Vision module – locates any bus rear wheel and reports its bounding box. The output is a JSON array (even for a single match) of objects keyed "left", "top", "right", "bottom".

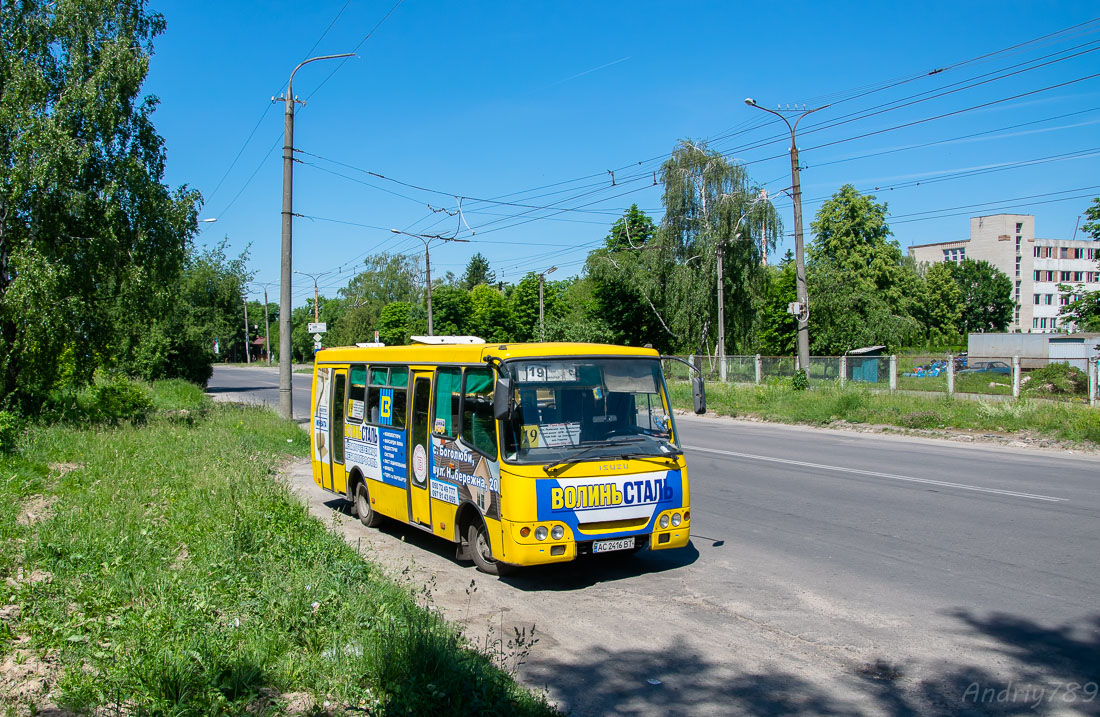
[
  {"left": 354, "top": 481, "right": 384, "bottom": 528},
  {"left": 469, "top": 522, "right": 516, "bottom": 577}
]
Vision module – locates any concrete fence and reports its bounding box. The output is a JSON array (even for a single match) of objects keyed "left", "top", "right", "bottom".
[{"left": 663, "top": 354, "right": 1099, "bottom": 407}]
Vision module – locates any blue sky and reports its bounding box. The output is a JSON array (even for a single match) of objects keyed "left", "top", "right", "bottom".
[{"left": 145, "top": 1, "right": 1100, "bottom": 306}]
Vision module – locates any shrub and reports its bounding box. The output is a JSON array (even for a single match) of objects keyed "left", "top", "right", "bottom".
[
  {"left": 790, "top": 370, "right": 809, "bottom": 391},
  {"left": 832, "top": 389, "right": 866, "bottom": 417},
  {"left": 0, "top": 410, "right": 21, "bottom": 454},
  {"left": 977, "top": 400, "right": 1032, "bottom": 420},
  {"left": 1023, "top": 363, "right": 1088, "bottom": 396},
  {"left": 80, "top": 372, "right": 154, "bottom": 425}
]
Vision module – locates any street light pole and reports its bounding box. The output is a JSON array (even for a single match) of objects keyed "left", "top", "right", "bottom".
[
  {"left": 294, "top": 270, "right": 332, "bottom": 324},
  {"left": 253, "top": 282, "right": 274, "bottom": 366},
  {"left": 242, "top": 293, "right": 251, "bottom": 364},
  {"left": 745, "top": 98, "right": 828, "bottom": 375},
  {"left": 390, "top": 229, "right": 469, "bottom": 335},
  {"left": 538, "top": 265, "right": 557, "bottom": 341},
  {"left": 276, "top": 52, "right": 354, "bottom": 421}
]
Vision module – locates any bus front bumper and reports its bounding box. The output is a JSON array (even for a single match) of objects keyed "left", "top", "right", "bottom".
[{"left": 500, "top": 519, "right": 690, "bottom": 567}]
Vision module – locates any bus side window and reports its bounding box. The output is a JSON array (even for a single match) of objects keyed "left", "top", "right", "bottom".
[
  {"left": 348, "top": 364, "right": 366, "bottom": 423},
  {"left": 434, "top": 368, "right": 461, "bottom": 436},
  {"left": 389, "top": 367, "right": 409, "bottom": 429},
  {"left": 461, "top": 368, "right": 497, "bottom": 457},
  {"left": 367, "top": 367, "right": 387, "bottom": 424}
]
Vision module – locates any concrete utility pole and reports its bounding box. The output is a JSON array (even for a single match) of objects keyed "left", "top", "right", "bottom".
[
  {"left": 242, "top": 294, "right": 251, "bottom": 364},
  {"left": 390, "top": 229, "right": 470, "bottom": 335},
  {"left": 538, "top": 265, "right": 557, "bottom": 341},
  {"left": 745, "top": 98, "right": 829, "bottom": 375},
  {"left": 276, "top": 52, "right": 354, "bottom": 420}
]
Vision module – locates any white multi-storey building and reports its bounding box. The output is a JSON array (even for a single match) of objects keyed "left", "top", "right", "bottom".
[{"left": 908, "top": 214, "right": 1099, "bottom": 333}]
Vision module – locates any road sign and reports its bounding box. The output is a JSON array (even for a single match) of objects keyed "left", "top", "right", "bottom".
[
  {"left": 312, "top": 333, "right": 322, "bottom": 342},
  {"left": 308, "top": 322, "right": 327, "bottom": 334},
  {"left": 313, "top": 340, "right": 322, "bottom": 352}
]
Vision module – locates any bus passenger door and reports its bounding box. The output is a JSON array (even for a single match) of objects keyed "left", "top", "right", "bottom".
[
  {"left": 408, "top": 372, "right": 432, "bottom": 529},
  {"left": 327, "top": 369, "right": 347, "bottom": 494}
]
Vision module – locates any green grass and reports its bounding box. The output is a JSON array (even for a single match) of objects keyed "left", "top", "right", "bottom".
[
  {"left": 0, "top": 383, "right": 555, "bottom": 716},
  {"left": 670, "top": 381, "right": 1100, "bottom": 445}
]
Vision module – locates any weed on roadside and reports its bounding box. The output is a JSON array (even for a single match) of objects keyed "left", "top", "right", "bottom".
[{"left": 0, "top": 383, "right": 557, "bottom": 717}]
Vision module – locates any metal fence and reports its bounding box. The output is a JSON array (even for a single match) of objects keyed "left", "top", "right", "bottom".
[{"left": 665, "top": 354, "right": 1099, "bottom": 406}]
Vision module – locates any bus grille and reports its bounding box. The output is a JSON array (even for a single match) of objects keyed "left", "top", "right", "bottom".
[{"left": 576, "top": 517, "right": 649, "bottom": 534}]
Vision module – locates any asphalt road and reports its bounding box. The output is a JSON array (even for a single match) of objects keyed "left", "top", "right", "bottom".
[
  {"left": 207, "top": 364, "right": 313, "bottom": 420},
  {"left": 208, "top": 365, "right": 1100, "bottom": 715}
]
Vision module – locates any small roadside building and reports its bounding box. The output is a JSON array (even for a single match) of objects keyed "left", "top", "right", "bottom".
[{"left": 847, "top": 346, "right": 886, "bottom": 383}]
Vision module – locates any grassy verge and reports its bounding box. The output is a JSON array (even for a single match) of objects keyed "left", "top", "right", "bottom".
[
  {"left": 669, "top": 381, "right": 1100, "bottom": 445},
  {"left": 0, "top": 382, "right": 555, "bottom": 716}
]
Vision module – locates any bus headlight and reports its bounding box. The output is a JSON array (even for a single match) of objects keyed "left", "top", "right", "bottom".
[
  {"left": 535, "top": 526, "right": 548, "bottom": 541},
  {"left": 550, "top": 525, "right": 564, "bottom": 540},
  {"left": 671, "top": 512, "right": 682, "bottom": 527},
  {"left": 659, "top": 514, "right": 670, "bottom": 529}
]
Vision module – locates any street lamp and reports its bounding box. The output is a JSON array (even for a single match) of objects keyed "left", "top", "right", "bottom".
[
  {"left": 745, "top": 97, "right": 829, "bottom": 376},
  {"left": 538, "top": 266, "right": 557, "bottom": 342},
  {"left": 294, "top": 269, "right": 335, "bottom": 324},
  {"left": 251, "top": 281, "right": 275, "bottom": 366},
  {"left": 390, "top": 229, "right": 469, "bottom": 335},
  {"left": 277, "top": 51, "right": 355, "bottom": 421}
]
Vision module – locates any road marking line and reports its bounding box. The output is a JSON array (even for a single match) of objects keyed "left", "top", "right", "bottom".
[{"left": 684, "top": 445, "right": 1068, "bottom": 503}]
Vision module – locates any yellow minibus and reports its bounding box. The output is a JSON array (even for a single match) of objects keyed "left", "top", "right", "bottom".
[{"left": 309, "top": 337, "right": 705, "bottom": 575}]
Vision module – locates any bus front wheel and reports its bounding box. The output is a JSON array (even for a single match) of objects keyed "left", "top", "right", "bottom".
[
  {"left": 354, "top": 481, "right": 384, "bottom": 528},
  {"left": 469, "top": 522, "right": 516, "bottom": 577}
]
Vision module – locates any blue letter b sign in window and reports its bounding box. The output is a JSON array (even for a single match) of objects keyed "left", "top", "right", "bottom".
[{"left": 379, "top": 388, "right": 394, "bottom": 425}]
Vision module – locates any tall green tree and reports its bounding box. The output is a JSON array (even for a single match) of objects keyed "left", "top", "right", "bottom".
[
  {"left": 757, "top": 251, "right": 797, "bottom": 355},
  {"left": 657, "top": 140, "right": 778, "bottom": 355},
  {"left": 948, "top": 259, "right": 1013, "bottom": 333},
  {"left": 587, "top": 206, "right": 672, "bottom": 349},
  {"left": 922, "top": 261, "right": 962, "bottom": 341},
  {"left": 467, "top": 285, "right": 514, "bottom": 343},
  {"left": 605, "top": 204, "right": 658, "bottom": 251},
  {"left": 809, "top": 185, "right": 906, "bottom": 304},
  {"left": 0, "top": 0, "right": 200, "bottom": 408},
  {"left": 430, "top": 284, "right": 473, "bottom": 336},
  {"left": 509, "top": 272, "right": 563, "bottom": 342},
  {"left": 460, "top": 252, "right": 496, "bottom": 290},
  {"left": 807, "top": 262, "right": 922, "bottom": 354},
  {"left": 536, "top": 276, "right": 612, "bottom": 344}
]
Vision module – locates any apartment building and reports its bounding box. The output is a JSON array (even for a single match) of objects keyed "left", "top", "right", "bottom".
[{"left": 908, "top": 214, "right": 1099, "bottom": 333}]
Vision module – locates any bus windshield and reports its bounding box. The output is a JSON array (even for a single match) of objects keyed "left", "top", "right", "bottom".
[{"left": 501, "top": 357, "right": 679, "bottom": 464}]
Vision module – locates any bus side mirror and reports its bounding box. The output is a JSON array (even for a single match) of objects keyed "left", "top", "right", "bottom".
[
  {"left": 493, "top": 376, "right": 514, "bottom": 420},
  {"left": 692, "top": 376, "right": 706, "bottom": 415}
]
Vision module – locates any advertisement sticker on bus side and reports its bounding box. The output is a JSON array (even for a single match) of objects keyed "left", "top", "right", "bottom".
[
  {"left": 344, "top": 422, "right": 407, "bottom": 488},
  {"left": 429, "top": 436, "right": 502, "bottom": 520},
  {"left": 535, "top": 469, "right": 683, "bottom": 533}
]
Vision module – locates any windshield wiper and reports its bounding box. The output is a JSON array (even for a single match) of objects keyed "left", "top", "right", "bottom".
[{"left": 543, "top": 437, "right": 644, "bottom": 474}]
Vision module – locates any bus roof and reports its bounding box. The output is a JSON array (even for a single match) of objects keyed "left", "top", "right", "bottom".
[{"left": 313, "top": 341, "right": 659, "bottom": 365}]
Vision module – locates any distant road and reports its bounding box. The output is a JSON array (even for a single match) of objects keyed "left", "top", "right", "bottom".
[
  {"left": 209, "top": 365, "right": 1100, "bottom": 715},
  {"left": 207, "top": 364, "right": 312, "bottom": 420}
]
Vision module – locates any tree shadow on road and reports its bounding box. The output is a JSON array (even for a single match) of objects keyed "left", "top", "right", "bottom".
[{"left": 522, "top": 610, "right": 1100, "bottom": 716}]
